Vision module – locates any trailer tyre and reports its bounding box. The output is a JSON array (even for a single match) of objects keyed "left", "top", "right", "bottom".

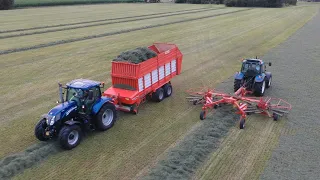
[
  {"left": 152, "top": 88, "right": 164, "bottom": 102},
  {"left": 163, "top": 84, "right": 173, "bottom": 97},
  {"left": 234, "top": 79, "right": 242, "bottom": 92},
  {"left": 239, "top": 118, "right": 245, "bottom": 129},
  {"left": 35, "top": 118, "right": 49, "bottom": 141},
  {"left": 59, "top": 125, "right": 82, "bottom": 150},
  {"left": 96, "top": 103, "right": 117, "bottom": 131},
  {"left": 254, "top": 80, "right": 266, "bottom": 97}
]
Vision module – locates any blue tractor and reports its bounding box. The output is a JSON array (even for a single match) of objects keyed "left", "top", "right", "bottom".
[
  {"left": 234, "top": 58, "right": 272, "bottom": 96},
  {"left": 34, "top": 79, "right": 117, "bottom": 150}
]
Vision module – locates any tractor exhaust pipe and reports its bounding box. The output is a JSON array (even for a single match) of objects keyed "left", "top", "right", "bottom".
[{"left": 58, "top": 83, "right": 64, "bottom": 103}]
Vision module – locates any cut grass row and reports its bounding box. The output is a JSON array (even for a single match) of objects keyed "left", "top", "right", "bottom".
[
  {"left": 14, "top": 0, "right": 143, "bottom": 8},
  {"left": 1, "top": 6, "right": 315, "bottom": 180},
  {"left": 0, "top": 8, "right": 249, "bottom": 54},
  {"left": 0, "top": 7, "right": 226, "bottom": 39},
  {"left": 0, "top": 7, "right": 214, "bottom": 33},
  {"left": 0, "top": 4, "right": 212, "bottom": 31}
]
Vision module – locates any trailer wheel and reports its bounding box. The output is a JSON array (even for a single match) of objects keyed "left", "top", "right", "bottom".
[
  {"left": 35, "top": 118, "right": 49, "bottom": 141},
  {"left": 234, "top": 79, "right": 242, "bottom": 92},
  {"left": 152, "top": 88, "right": 164, "bottom": 102},
  {"left": 59, "top": 125, "right": 82, "bottom": 150},
  {"left": 272, "top": 113, "right": 279, "bottom": 121},
  {"left": 254, "top": 80, "right": 266, "bottom": 97},
  {"left": 200, "top": 111, "right": 206, "bottom": 120},
  {"left": 239, "top": 118, "right": 245, "bottom": 129},
  {"left": 163, "top": 84, "right": 173, "bottom": 97},
  {"left": 96, "top": 103, "right": 117, "bottom": 131}
]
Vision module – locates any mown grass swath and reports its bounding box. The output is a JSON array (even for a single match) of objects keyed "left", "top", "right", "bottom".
[{"left": 0, "top": 8, "right": 250, "bottom": 55}]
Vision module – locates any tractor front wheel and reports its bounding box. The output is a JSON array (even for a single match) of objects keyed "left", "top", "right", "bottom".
[
  {"left": 96, "top": 103, "right": 117, "bottom": 131},
  {"left": 234, "top": 79, "right": 242, "bottom": 92},
  {"left": 59, "top": 125, "right": 82, "bottom": 150},
  {"left": 254, "top": 80, "right": 266, "bottom": 97},
  {"left": 35, "top": 118, "right": 49, "bottom": 141}
]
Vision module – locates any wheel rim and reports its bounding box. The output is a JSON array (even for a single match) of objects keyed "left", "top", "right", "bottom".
[
  {"left": 167, "top": 86, "right": 172, "bottom": 96},
  {"left": 68, "top": 130, "right": 79, "bottom": 145},
  {"left": 261, "top": 81, "right": 266, "bottom": 94},
  {"left": 268, "top": 77, "right": 272, "bottom": 87},
  {"left": 159, "top": 90, "right": 164, "bottom": 100},
  {"left": 102, "top": 109, "right": 114, "bottom": 126}
]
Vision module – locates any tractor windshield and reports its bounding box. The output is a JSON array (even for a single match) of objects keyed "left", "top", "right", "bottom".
[{"left": 66, "top": 88, "right": 85, "bottom": 102}]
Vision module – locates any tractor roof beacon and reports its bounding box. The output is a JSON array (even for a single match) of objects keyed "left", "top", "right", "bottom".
[
  {"left": 234, "top": 57, "right": 272, "bottom": 97},
  {"left": 34, "top": 79, "right": 117, "bottom": 150}
]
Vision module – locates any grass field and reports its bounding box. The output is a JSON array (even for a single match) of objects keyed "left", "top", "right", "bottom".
[
  {"left": 13, "top": 0, "right": 144, "bottom": 8},
  {"left": 0, "top": 3, "right": 318, "bottom": 179}
]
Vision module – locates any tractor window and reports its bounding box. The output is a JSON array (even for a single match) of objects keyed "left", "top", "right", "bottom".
[
  {"left": 92, "top": 87, "right": 101, "bottom": 99},
  {"left": 66, "top": 88, "right": 84, "bottom": 101}
]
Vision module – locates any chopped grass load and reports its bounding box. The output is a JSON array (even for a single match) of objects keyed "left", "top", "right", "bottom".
[{"left": 113, "top": 47, "right": 157, "bottom": 64}]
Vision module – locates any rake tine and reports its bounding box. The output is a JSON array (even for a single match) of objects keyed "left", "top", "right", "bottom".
[
  {"left": 271, "top": 111, "right": 284, "bottom": 116},
  {"left": 271, "top": 109, "right": 290, "bottom": 114}
]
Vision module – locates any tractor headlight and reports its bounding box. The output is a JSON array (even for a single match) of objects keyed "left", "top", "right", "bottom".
[{"left": 50, "top": 116, "right": 56, "bottom": 125}]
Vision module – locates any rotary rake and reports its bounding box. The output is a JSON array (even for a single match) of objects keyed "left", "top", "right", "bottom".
[{"left": 186, "top": 86, "right": 292, "bottom": 129}]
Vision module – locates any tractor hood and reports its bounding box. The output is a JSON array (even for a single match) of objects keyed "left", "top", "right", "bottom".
[{"left": 46, "top": 101, "right": 77, "bottom": 126}]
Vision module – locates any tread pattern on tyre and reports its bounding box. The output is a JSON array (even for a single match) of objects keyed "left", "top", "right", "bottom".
[
  {"left": 58, "top": 125, "right": 82, "bottom": 150},
  {"left": 96, "top": 103, "right": 117, "bottom": 131}
]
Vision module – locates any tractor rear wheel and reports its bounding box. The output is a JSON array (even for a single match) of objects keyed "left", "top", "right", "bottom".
[
  {"left": 163, "top": 84, "right": 173, "bottom": 97},
  {"left": 96, "top": 103, "right": 117, "bottom": 131},
  {"left": 59, "top": 125, "right": 82, "bottom": 150},
  {"left": 254, "top": 80, "right": 266, "bottom": 97},
  {"left": 152, "top": 88, "right": 164, "bottom": 102},
  {"left": 266, "top": 76, "right": 272, "bottom": 88},
  {"left": 35, "top": 118, "right": 49, "bottom": 141},
  {"left": 234, "top": 79, "right": 242, "bottom": 92}
]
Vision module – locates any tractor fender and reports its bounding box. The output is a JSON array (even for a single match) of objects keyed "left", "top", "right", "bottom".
[
  {"left": 255, "top": 74, "right": 266, "bottom": 83},
  {"left": 234, "top": 72, "right": 244, "bottom": 80},
  {"left": 64, "top": 120, "right": 81, "bottom": 126},
  {"left": 265, "top": 72, "right": 272, "bottom": 80},
  {"left": 92, "top": 97, "right": 114, "bottom": 115}
]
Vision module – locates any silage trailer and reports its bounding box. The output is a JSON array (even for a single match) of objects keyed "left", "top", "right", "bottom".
[{"left": 103, "top": 43, "right": 183, "bottom": 114}]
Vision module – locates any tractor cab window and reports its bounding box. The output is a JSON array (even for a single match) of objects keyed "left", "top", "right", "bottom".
[{"left": 242, "top": 63, "right": 261, "bottom": 74}]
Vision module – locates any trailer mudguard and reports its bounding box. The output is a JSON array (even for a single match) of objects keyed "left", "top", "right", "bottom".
[
  {"left": 255, "top": 73, "right": 266, "bottom": 83},
  {"left": 234, "top": 72, "right": 244, "bottom": 80},
  {"left": 92, "top": 97, "right": 113, "bottom": 115}
]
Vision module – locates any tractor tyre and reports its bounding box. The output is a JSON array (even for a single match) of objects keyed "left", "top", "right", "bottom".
[
  {"left": 152, "top": 88, "right": 165, "bottom": 102},
  {"left": 254, "top": 79, "right": 266, "bottom": 97},
  {"left": 59, "top": 125, "right": 82, "bottom": 150},
  {"left": 96, "top": 103, "right": 117, "bottom": 131},
  {"left": 266, "top": 76, "right": 272, "bottom": 88},
  {"left": 35, "top": 118, "right": 49, "bottom": 141},
  {"left": 200, "top": 111, "right": 206, "bottom": 120},
  {"left": 163, "top": 84, "right": 173, "bottom": 97},
  {"left": 239, "top": 118, "right": 245, "bottom": 129},
  {"left": 234, "top": 79, "right": 242, "bottom": 92}
]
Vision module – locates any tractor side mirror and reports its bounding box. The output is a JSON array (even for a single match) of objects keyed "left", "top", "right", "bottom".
[
  {"left": 100, "top": 82, "right": 105, "bottom": 88},
  {"left": 88, "top": 90, "right": 94, "bottom": 100},
  {"left": 269, "top": 62, "right": 272, "bottom": 66}
]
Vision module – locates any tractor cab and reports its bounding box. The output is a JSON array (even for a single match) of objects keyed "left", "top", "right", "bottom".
[{"left": 64, "top": 79, "right": 104, "bottom": 113}]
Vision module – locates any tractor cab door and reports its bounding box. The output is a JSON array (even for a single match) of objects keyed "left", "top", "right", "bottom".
[{"left": 83, "top": 87, "right": 101, "bottom": 114}]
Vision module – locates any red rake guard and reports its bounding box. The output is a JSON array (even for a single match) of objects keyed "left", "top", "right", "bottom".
[{"left": 186, "top": 86, "right": 292, "bottom": 129}]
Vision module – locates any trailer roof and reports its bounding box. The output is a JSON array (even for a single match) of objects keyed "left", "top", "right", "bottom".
[{"left": 66, "top": 79, "right": 101, "bottom": 89}]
